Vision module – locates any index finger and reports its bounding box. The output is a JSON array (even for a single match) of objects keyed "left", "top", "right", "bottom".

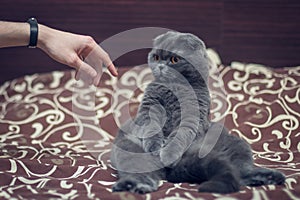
[
  {"left": 97, "top": 45, "right": 118, "bottom": 76},
  {"left": 106, "top": 63, "right": 118, "bottom": 77}
]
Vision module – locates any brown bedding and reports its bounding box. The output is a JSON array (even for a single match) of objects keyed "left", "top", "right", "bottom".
[{"left": 0, "top": 57, "right": 299, "bottom": 199}]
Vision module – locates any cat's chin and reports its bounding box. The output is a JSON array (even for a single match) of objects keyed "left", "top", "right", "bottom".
[
  {"left": 154, "top": 73, "right": 178, "bottom": 82},
  {"left": 154, "top": 75, "right": 167, "bottom": 81},
  {"left": 156, "top": 77, "right": 175, "bottom": 83}
]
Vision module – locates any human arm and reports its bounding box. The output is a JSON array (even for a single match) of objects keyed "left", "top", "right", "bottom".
[
  {"left": 0, "top": 21, "right": 30, "bottom": 47},
  {"left": 0, "top": 20, "right": 118, "bottom": 85}
]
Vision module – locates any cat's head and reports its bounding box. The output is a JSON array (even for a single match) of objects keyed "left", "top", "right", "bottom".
[{"left": 148, "top": 31, "right": 209, "bottom": 83}]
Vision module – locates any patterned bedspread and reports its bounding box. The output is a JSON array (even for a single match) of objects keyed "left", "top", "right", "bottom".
[{"left": 1, "top": 59, "right": 300, "bottom": 199}]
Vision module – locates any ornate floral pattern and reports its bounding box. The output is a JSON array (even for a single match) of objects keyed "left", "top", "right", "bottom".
[{"left": 0, "top": 59, "right": 299, "bottom": 199}]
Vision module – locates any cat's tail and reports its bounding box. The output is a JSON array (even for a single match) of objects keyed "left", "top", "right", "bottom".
[{"left": 240, "top": 166, "right": 285, "bottom": 187}]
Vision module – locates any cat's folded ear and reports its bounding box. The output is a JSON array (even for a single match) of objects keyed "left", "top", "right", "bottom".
[
  {"left": 185, "top": 34, "right": 206, "bottom": 51},
  {"left": 153, "top": 31, "right": 206, "bottom": 52},
  {"left": 153, "top": 31, "right": 179, "bottom": 47}
]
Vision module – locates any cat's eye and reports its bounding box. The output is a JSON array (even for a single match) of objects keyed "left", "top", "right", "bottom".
[
  {"left": 153, "top": 54, "right": 160, "bottom": 61},
  {"left": 170, "top": 56, "right": 180, "bottom": 64}
]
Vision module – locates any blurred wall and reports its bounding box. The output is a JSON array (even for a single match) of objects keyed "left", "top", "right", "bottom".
[{"left": 1, "top": 0, "right": 300, "bottom": 83}]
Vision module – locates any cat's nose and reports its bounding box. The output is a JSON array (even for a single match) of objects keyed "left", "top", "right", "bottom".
[{"left": 158, "top": 65, "right": 164, "bottom": 70}]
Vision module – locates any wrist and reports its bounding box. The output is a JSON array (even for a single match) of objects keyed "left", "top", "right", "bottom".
[{"left": 37, "top": 24, "right": 52, "bottom": 50}]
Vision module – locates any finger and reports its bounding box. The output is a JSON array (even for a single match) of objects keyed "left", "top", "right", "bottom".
[
  {"left": 75, "top": 60, "right": 97, "bottom": 84},
  {"left": 96, "top": 45, "right": 118, "bottom": 76},
  {"left": 83, "top": 52, "right": 103, "bottom": 86},
  {"left": 93, "top": 72, "right": 102, "bottom": 86},
  {"left": 107, "top": 63, "right": 118, "bottom": 77},
  {"left": 92, "top": 62, "right": 103, "bottom": 86},
  {"left": 71, "top": 54, "right": 97, "bottom": 78},
  {"left": 75, "top": 69, "right": 93, "bottom": 85}
]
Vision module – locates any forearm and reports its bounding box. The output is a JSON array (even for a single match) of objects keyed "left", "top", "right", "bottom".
[
  {"left": 0, "top": 21, "right": 51, "bottom": 49},
  {"left": 0, "top": 19, "right": 118, "bottom": 80},
  {"left": 0, "top": 21, "right": 30, "bottom": 48}
]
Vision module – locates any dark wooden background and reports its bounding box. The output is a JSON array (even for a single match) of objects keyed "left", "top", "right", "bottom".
[{"left": 1, "top": 0, "right": 300, "bottom": 84}]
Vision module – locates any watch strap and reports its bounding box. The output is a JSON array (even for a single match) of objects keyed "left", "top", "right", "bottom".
[{"left": 27, "top": 17, "right": 38, "bottom": 48}]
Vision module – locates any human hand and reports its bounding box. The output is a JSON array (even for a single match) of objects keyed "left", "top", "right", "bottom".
[{"left": 37, "top": 24, "right": 118, "bottom": 85}]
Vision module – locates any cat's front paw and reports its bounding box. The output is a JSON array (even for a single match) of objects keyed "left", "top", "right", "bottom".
[
  {"left": 160, "top": 145, "right": 182, "bottom": 167},
  {"left": 143, "top": 139, "right": 163, "bottom": 156},
  {"left": 112, "top": 177, "right": 157, "bottom": 194}
]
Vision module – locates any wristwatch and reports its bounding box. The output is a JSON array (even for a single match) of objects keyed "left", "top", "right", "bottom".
[{"left": 27, "top": 17, "right": 38, "bottom": 48}]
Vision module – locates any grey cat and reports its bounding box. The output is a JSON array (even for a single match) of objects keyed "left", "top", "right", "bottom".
[{"left": 110, "top": 31, "right": 285, "bottom": 194}]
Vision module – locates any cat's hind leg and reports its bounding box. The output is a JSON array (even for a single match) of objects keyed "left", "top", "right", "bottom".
[
  {"left": 240, "top": 167, "right": 285, "bottom": 187},
  {"left": 167, "top": 156, "right": 240, "bottom": 194},
  {"left": 197, "top": 158, "right": 240, "bottom": 194}
]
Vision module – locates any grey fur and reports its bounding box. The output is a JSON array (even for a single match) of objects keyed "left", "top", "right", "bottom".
[{"left": 110, "top": 31, "right": 285, "bottom": 194}]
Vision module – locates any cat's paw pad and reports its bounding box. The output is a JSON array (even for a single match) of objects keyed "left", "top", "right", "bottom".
[{"left": 112, "top": 179, "right": 156, "bottom": 194}]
